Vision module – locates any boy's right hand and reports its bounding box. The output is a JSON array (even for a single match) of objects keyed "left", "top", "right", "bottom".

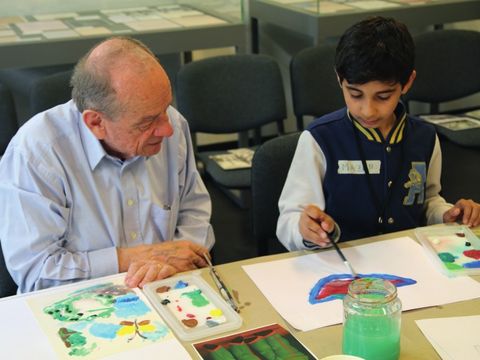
[{"left": 299, "top": 205, "right": 336, "bottom": 247}]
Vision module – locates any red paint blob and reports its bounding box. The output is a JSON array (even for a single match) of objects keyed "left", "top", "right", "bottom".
[
  {"left": 464, "top": 249, "right": 480, "bottom": 260},
  {"left": 176, "top": 305, "right": 183, "bottom": 312},
  {"left": 186, "top": 313, "right": 196, "bottom": 318}
]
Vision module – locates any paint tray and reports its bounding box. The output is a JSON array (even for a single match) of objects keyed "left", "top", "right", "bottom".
[
  {"left": 143, "top": 274, "right": 242, "bottom": 341},
  {"left": 415, "top": 225, "right": 480, "bottom": 277}
]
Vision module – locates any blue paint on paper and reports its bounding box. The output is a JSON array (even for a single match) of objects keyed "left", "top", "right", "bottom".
[
  {"left": 463, "top": 260, "right": 480, "bottom": 268},
  {"left": 174, "top": 280, "right": 189, "bottom": 289},
  {"left": 114, "top": 294, "right": 150, "bottom": 318},
  {"left": 309, "top": 273, "right": 417, "bottom": 304},
  {"left": 89, "top": 323, "right": 121, "bottom": 339}
]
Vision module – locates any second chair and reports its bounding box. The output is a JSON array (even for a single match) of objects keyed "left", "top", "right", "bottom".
[{"left": 176, "top": 54, "right": 286, "bottom": 208}]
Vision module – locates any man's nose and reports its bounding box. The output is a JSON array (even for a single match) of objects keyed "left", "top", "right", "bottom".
[{"left": 153, "top": 119, "right": 173, "bottom": 138}]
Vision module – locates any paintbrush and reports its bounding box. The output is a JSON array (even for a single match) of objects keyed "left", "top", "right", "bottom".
[
  {"left": 203, "top": 253, "right": 240, "bottom": 313},
  {"left": 330, "top": 240, "right": 357, "bottom": 278}
]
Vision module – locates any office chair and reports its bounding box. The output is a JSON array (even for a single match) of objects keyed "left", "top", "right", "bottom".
[
  {"left": 0, "top": 243, "right": 17, "bottom": 298},
  {"left": 405, "top": 29, "right": 480, "bottom": 115},
  {"left": 251, "top": 132, "right": 300, "bottom": 256},
  {"left": 0, "top": 64, "right": 74, "bottom": 125},
  {"left": 290, "top": 43, "right": 344, "bottom": 130},
  {"left": 29, "top": 70, "right": 73, "bottom": 117},
  {"left": 0, "top": 83, "right": 18, "bottom": 157},
  {"left": 176, "top": 54, "right": 286, "bottom": 208},
  {"left": 440, "top": 138, "right": 480, "bottom": 204}
]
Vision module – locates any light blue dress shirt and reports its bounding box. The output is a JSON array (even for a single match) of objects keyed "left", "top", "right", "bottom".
[{"left": 0, "top": 100, "right": 214, "bottom": 293}]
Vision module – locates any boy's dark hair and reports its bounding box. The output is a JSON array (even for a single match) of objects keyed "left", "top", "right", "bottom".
[{"left": 335, "top": 16, "right": 415, "bottom": 87}]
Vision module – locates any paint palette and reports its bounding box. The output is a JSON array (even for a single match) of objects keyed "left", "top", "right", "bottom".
[
  {"left": 415, "top": 225, "right": 480, "bottom": 276},
  {"left": 143, "top": 274, "right": 242, "bottom": 341}
]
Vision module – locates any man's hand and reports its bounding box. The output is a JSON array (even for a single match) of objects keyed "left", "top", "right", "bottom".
[
  {"left": 117, "top": 240, "right": 209, "bottom": 288},
  {"left": 443, "top": 199, "right": 480, "bottom": 227},
  {"left": 299, "top": 204, "right": 336, "bottom": 247}
]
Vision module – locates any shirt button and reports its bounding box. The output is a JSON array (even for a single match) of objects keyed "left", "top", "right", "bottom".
[
  {"left": 378, "top": 217, "right": 383, "bottom": 224},
  {"left": 130, "top": 232, "right": 137, "bottom": 240},
  {"left": 386, "top": 146, "right": 392, "bottom": 153},
  {"left": 127, "top": 199, "right": 134, "bottom": 206},
  {"left": 388, "top": 180, "right": 393, "bottom": 187},
  {"left": 388, "top": 217, "right": 394, "bottom": 224}
]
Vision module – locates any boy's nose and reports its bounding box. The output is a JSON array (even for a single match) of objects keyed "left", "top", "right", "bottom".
[{"left": 360, "top": 100, "right": 377, "bottom": 119}]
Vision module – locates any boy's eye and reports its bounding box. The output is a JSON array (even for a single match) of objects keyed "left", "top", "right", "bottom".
[
  {"left": 377, "top": 95, "right": 391, "bottom": 101},
  {"left": 349, "top": 93, "right": 362, "bottom": 99}
]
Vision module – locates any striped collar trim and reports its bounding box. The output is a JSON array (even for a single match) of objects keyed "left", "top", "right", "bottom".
[{"left": 347, "top": 104, "right": 407, "bottom": 144}]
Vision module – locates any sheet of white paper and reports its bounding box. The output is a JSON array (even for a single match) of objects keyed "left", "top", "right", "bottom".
[
  {"left": 416, "top": 316, "right": 480, "bottom": 360},
  {"left": 16, "top": 20, "right": 69, "bottom": 35},
  {"left": 0, "top": 274, "right": 192, "bottom": 359},
  {"left": 243, "top": 237, "right": 480, "bottom": 331},
  {"left": 350, "top": 0, "right": 401, "bottom": 9},
  {"left": 0, "top": 29, "right": 16, "bottom": 37},
  {"left": 74, "top": 26, "right": 112, "bottom": 36},
  {"left": 306, "top": 2, "right": 355, "bottom": 13},
  {"left": 43, "top": 29, "right": 79, "bottom": 39},
  {"left": 171, "top": 15, "right": 227, "bottom": 28},
  {"left": 33, "top": 12, "right": 78, "bottom": 21},
  {"left": 126, "top": 19, "right": 180, "bottom": 31}
]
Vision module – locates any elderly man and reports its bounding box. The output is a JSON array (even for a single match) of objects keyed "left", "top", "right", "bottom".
[{"left": 0, "top": 37, "right": 214, "bottom": 293}]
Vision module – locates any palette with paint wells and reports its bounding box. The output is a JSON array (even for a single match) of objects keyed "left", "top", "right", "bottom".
[
  {"left": 415, "top": 225, "right": 480, "bottom": 277},
  {"left": 143, "top": 274, "right": 242, "bottom": 341}
]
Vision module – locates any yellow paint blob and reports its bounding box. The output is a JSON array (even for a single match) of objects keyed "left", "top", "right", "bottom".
[{"left": 209, "top": 308, "right": 223, "bottom": 317}]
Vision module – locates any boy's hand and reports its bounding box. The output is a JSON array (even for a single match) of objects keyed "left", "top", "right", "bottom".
[
  {"left": 443, "top": 199, "right": 480, "bottom": 227},
  {"left": 299, "top": 205, "right": 336, "bottom": 247}
]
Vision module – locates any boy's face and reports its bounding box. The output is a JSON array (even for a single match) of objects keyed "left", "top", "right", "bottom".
[{"left": 340, "top": 71, "right": 415, "bottom": 137}]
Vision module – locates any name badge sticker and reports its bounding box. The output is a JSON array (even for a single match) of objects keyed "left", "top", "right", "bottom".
[{"left": 337, "top": 160, "right": 381, "bottom": 174}]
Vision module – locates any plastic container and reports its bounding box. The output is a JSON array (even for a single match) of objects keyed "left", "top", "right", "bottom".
[
  {"left": 415, "top": 225, "right": 480, "bottom": 276},
  {"left": 342, "top": 278, "right": 402, "bottom": 360},
  {"left": 143, "top": 274, "right": 242, "bottom": 341}
]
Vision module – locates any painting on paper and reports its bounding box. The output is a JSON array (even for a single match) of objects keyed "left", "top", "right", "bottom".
[
  {"left": 243, "top": 237, "right": 480, "bottom": 331},
  {"left": 416, "top": 225, "right": 480, "bottom": 276},
  {"left": 28, "top": 277, "right": 182, "bottom": 359},
  {"left": 193, "top": 323, "right": 316, "bottom": 360}
]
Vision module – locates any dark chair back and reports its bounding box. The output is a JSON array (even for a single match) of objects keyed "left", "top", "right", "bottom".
[
  {"left": 405, "top": 29, "right": 480, "bottom": 114},
  {"left": 0, "top": 243, "right": 17, "bottom": 298},
  {"left": 29, "top": 70, "right": 73, "bottom": 118},
  {"left": 0, "top": 84, "right": 18, "bottom": 156},
  {"left": 290, "top": 43, "right": 344, "bottom": 130},
  {"left": 176, "top": 54, "right": 286, "bottom": 139},
  {"left": 251, "top": 132, "right": 300, "bottom": 256}
]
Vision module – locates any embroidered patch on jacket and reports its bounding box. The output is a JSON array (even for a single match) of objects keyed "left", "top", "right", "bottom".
[
  {"left": 337, "top": 160, "right": 381, "bottom": 174},
  {"left": 403, "top": 162, "right": 426, "bottom": 205}
]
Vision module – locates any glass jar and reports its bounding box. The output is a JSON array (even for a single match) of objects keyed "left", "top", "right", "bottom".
[{"left": 342, "top": 278, "right": 402, "bottom": 360}]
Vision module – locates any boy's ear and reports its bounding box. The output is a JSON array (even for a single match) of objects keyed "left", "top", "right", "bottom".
[
  {"left": 83, "top": 110, "right": 106, "bottom": 140},
  {"left": 401, "top": 70, "right": 416, "bottom": 94},
  {"left": 335, "top": 72, "right": 343, "bottom": 89}
]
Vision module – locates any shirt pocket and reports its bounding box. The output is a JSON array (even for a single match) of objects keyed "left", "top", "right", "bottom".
[{"left": 150, "top": 204, "right": 173, "bottom": 241}]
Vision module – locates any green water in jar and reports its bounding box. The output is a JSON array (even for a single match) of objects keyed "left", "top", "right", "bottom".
[{"left": 342, "top": 313, "right": 400, "bottom": 360}]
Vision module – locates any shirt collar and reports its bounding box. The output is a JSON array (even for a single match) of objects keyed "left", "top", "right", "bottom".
[{"left": 347, "top": 102, "right": 407, "bottom": 144}]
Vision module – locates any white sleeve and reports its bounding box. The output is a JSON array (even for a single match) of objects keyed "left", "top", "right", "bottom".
[
  {"left": 424, "top": 135, "right": 452, "bottom": 224},
  {"left": 276, "top": 131, "right": 328, "bottom": 251}
]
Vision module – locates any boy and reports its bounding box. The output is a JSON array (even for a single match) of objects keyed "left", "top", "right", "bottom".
[{"left": 277, "top": 17, "right": 480, "bottom": 251}]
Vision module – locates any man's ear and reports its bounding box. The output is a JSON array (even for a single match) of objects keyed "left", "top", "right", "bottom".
[
  {"left": 401, "top": 70, "right": 416, "bottom": 94},
  {"left": 83, "top": 110, "right": 106, "bottom": 140}
]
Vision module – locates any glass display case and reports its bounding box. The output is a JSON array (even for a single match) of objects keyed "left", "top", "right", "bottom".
[
  {"left": 0, "top": 0, "right": 245, "bottom": 68},
  {"left": 249, "top": 0, "right": 480, "bottom": 51}
]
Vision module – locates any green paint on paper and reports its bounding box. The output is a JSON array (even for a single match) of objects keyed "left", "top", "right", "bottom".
[
  {"left": 182, "top": 289, "right": 209, "bottom": 307},
  {"left": 438, "top": 252, "right": 456, "bottom": 263}
]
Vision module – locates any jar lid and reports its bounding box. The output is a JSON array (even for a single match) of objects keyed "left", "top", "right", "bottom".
[{"left": 347, "top": 277, "right": 397, "bottom": 304}]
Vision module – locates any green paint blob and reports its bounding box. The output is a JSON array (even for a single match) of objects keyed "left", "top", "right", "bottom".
[
  {"left": 438, "top": 252, "right": 456, "bottom": 263},
  {"left": 343, "top": 315, "right": 400, "bottom": 360},
  {"left": 182, "top": 289, "right": 209, "bottom": 307},
  {"left": 444, "top": 262, "right": 463, "bottom": 270}
]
